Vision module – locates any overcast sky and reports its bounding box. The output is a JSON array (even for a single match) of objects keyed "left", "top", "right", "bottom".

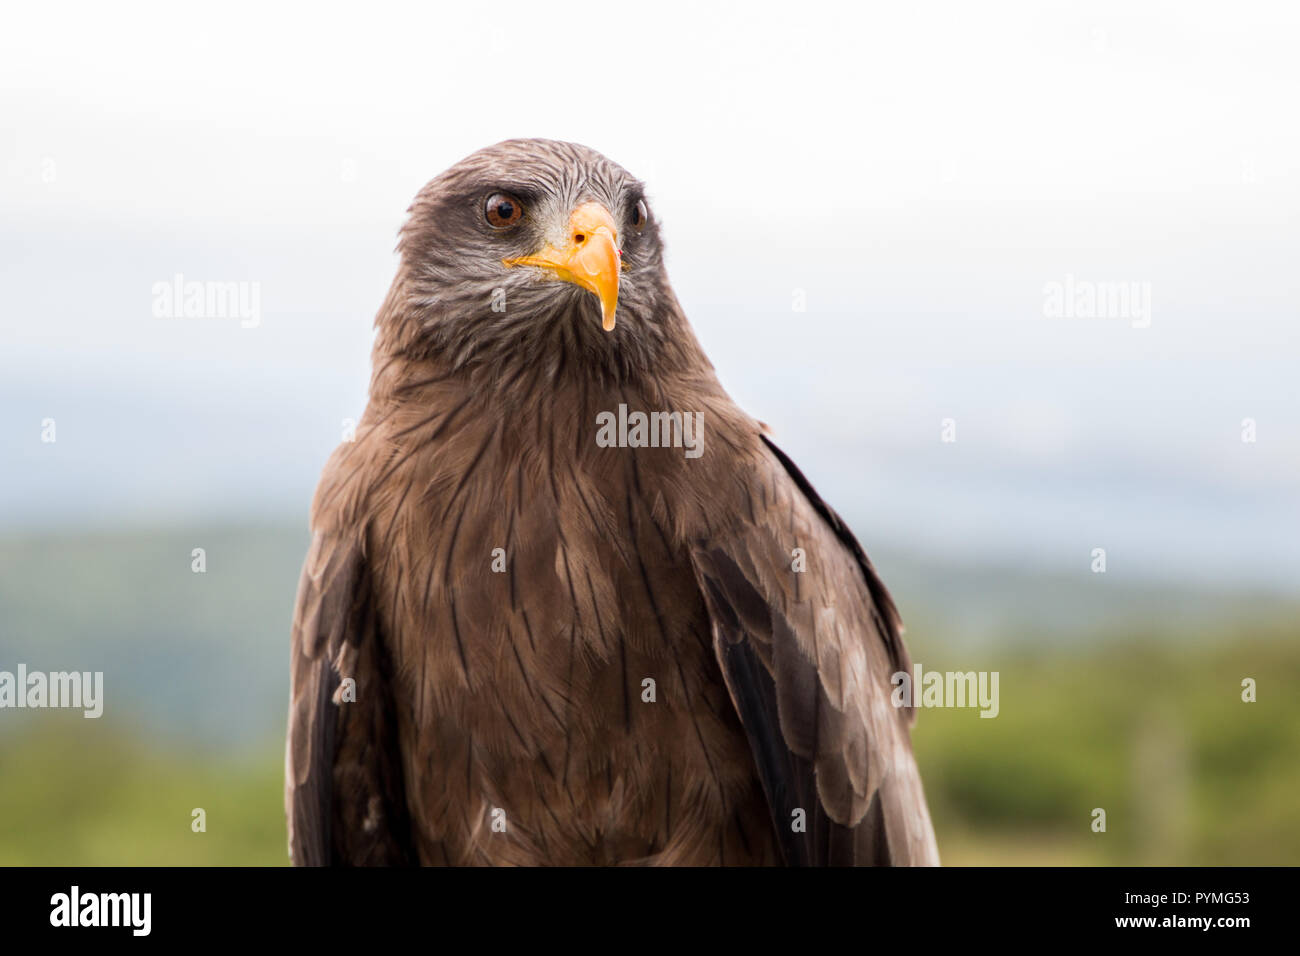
[{"left": 2, "top": 1, "right": 1297, "bottom": 590}]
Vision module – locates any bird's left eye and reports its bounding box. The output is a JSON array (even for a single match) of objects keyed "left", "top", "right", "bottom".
[
  {"left": 485, "top": 193, "right": 524, "bottom": 228},
  {"left": 630, "top": 198, "right": 649, "bottom": 232}
]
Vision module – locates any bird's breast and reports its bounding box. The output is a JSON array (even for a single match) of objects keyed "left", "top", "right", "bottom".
[{"left": 362, "top": 439, "right": 775, "bottom": 864}]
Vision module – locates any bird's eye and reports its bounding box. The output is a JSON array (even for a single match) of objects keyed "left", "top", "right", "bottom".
[
  {"left": 485, "top": 193, "right": 524, "bottom": 228},
  {"left": 630, "top": 198, "right": 649, "bottom": 232}
]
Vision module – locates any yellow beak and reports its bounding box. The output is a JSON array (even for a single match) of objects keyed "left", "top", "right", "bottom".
[{"left": 503, "top": 201, "right": 621, "bottom": 331}]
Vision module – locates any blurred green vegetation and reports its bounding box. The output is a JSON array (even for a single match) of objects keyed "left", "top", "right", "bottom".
[
  {"left": 911, "top": 628, "right": 1300, "bottom": 865},
  {"left": 0, "top": 524, "right": 1297, "bottom": 865},
  {"left": 0, "top": 717, "right": 286, "bottom": 865}
]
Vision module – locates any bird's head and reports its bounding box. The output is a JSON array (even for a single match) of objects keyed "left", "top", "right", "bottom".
[{"left": 386, "top": 139, "right": 683, "bottom": 383}]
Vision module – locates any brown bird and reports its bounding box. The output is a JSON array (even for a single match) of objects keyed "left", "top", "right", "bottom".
[{"left": 285, "top": 139, "right": 940, "bottom": 866}]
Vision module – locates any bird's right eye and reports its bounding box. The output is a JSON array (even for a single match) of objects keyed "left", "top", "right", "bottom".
[{"left": 485, "top": 193, "right": 524, "bottom": 228}]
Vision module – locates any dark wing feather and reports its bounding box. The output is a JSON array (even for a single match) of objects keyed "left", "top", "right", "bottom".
[
  {"left": 285, "top": 530, "right": 415, "bottom": 865},
  {"left": 690, "top": 435, "right": 939, "bottom": 866}
]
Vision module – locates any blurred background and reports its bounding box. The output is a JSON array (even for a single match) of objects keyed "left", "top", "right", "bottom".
[{"left": 1, "top": 1, "right": 1297, "bottom": 864}]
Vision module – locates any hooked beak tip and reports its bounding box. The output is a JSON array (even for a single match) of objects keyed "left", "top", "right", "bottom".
[{"left": 502, "top": 201, "right": 621, "bottom": 331}]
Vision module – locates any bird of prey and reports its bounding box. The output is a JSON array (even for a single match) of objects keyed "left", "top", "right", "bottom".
[{"left": 286, "top": 139, "right": 940, "bottom": 866}]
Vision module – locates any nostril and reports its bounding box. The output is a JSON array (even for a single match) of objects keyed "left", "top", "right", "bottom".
[{"left": 573, "top": 233, "right": 585, "bottom": 244}]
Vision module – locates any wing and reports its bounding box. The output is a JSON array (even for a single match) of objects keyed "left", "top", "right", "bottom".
[
  {"left": 690, "top": 435, "right": 939, "bottom": 866},
  {"left": 285, "top": 529, "right": 415, "bottom": 865}
]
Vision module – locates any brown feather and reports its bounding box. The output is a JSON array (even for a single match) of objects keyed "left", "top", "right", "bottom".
[{"left": 285, "top": 139, "right": 937, "bottom": 866}]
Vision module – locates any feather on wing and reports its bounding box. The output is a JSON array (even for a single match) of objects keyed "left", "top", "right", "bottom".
[
  {"left": 690, "top": 435, "right": 939, "bottom": 866},
  {"left": 285, "top": 530, "right": 415, "bottom": 865}
]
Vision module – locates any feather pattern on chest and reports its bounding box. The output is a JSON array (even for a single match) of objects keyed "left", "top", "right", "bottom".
[{"left": 313, "top": 353, "right": 778, "bottom": 864}]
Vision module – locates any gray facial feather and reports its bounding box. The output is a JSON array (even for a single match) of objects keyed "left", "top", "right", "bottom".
[{"left": 378, "top": 139, "right": 680, "bottom": 387}]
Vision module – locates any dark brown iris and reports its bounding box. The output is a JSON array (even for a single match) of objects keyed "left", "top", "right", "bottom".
[
  {"left": 631, "top": 198, "right": 648, "bottom": 232},
  {"left": 485, "top": 192, "right": 523, "bottom": 228}
]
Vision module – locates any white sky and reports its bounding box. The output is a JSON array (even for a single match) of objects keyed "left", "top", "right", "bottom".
[{"left": 2, "top": 1, "right": 1298, "bottom": 588}]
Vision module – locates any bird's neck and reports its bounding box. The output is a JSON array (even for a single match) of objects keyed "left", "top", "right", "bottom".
[{"left": 370, "top": 280, "right": 715, "bottom": 410}]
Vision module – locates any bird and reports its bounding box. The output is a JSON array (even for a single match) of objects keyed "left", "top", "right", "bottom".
[{"left": 285, "top": 139, "right": 940, "bottom": 866}]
